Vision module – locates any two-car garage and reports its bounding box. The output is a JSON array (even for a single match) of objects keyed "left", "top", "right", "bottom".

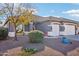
[{"left": 47, "top": 22, "right": 76, "bottom": 36}]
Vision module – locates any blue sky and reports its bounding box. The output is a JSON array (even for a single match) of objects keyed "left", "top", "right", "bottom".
[{"left": 34, "top": 3, "right": 79, "bottom": 21}]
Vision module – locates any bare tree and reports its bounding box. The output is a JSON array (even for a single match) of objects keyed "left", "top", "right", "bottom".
[{"left": 0, "top": 3, "right": 22, "bottom": 40}]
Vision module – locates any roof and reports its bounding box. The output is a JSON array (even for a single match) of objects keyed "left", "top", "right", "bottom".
[
  {"left": 33, "top": 15, "right": 79, "bottom": 25},
  {"left": 4, "top": 15, "right": 79, "bottom": 26}
]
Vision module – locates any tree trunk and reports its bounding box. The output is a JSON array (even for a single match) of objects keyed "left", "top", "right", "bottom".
[
  {"left": 22, "top": 24, "right": 25, "bottom": 36},
  {"left": 14, "top": 25, "right": 17, "bottom": 40},
  {"left": 29, "top": 21, "right": 34, "bottom": 31}
]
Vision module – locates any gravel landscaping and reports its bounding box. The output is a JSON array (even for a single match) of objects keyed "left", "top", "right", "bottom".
[{"left": 0, "top": 35, "right": 79, "bottom": 56}]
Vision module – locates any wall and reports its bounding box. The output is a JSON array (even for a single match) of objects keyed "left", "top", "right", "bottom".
[{"left": 35, "top": 21, "right": 51, "bottom": 33}]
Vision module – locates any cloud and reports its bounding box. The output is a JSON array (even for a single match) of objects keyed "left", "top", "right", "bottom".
[
  {"left": 14, "top": 5, "right": 38, "bottom": 15},
  {"left": 29, "top": 8, "right": 38, "bottom": 14},
  {"left": 63, "top": 9, "right": 79, "bottom": 17}
]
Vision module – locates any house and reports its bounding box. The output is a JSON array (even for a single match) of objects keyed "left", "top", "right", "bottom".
[
  {"left": 3, "top": 15, "right": 79, "bottom": 37},
  {"left": 34, "top": 16, "right": 79, "bottom": 36}
]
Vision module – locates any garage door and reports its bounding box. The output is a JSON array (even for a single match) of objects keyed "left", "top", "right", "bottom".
[
  {"left": 65, "top": 25, "right": 75, "bottom": 35},
  {"left": 48, "top": 24, "right": 59, "bottom": 36},
  {"left": 60, "top": 25, "right": 75, "bottom": 35}
]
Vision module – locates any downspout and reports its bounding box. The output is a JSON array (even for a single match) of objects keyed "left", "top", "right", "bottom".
[
  {"left": 75, "top": 25, "right": 77, "bottom": 35},
  {"left": 22, "top": 24, "right": 25, "bottom": 36}
]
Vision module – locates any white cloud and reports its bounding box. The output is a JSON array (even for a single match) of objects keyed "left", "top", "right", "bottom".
[
  {"left": 29, "top": 8, "right": 38, "bottom": 14},
  {"left": 21, "top": 7, "right": 38, "bottom": 14},
  {"left": 42, "top": 15, "right": 50, "bottom": 17},
  {"left": 63, "top": 9, "right": 79, "bottom": 17},
  {"left": 13, "top": 5, "right": 38, "bottom": 15}
]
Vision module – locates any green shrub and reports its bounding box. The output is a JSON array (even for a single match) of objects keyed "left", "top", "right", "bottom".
[
  {"left": 24, "top": 48, "right": 38, "bottom": 54},
  {"left": 28, "top": 30, "right": 44, "bottom": 43},
  {"left": 0, "top": 27, "right": 8, "bottom": 40},
  {"left": 18, "top": 48, "right": 38, "bottom": 56}
]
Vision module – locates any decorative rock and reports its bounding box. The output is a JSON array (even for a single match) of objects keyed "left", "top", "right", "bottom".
[{"left": 67, "top": 47, "right": 79, "bottom": 56}]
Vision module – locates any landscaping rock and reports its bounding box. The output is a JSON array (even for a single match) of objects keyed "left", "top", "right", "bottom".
[{"left": 67, "top": 47, "right": 79, "bottom": 56}]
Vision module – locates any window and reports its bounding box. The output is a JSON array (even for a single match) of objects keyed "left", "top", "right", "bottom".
[
  {"left": 59, "top": 25, "right": 65, "bottom": 31},
  {"left": 48, "top": 25, "right": 52, "bottom": 31}
]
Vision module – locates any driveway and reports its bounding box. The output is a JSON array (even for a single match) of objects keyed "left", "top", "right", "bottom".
[{"left": 43, "top": 37, "right": 79, "bottom": 55}]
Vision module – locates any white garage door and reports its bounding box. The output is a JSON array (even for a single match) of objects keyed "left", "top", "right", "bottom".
[
  {"left": 65, "top": 25, "right": 75, "bottom": 35},
  {"left": 61, "top": 25, "right": 75, "bottom": 35},
  {"left": 48, "top": 24, "right": 59, "bottom": 36}
]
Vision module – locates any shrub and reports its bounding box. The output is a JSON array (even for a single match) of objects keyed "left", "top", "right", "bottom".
[
  {"left": 24, "top": 48, "right": 38, "bottom": 54},
  {"left": 18, "top": 48, "right": 38, "bottom": 56},
  {"left": 0, "top": 27, "right": 8, "bottom": 40},
  {"left": 28, "top": 30, "right": 44, "bottom": 43}
]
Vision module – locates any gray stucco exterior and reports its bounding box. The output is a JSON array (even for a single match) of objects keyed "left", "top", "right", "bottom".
[{"left": 35, "top": 21, "right": 52, "bottom": 33}]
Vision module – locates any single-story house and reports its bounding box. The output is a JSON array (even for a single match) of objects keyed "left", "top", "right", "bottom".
[
  {"left": 34, "top": 15, "right": 79, "bottom": 36},
  {"left": 3, "top": 15, "right": 79, "bottom": 37}
]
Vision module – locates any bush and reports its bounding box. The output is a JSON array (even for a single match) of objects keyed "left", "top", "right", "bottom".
[
  {"left": 28, "top": 30, "right": 44, "bottom": 43},
  {"left": 0, "top": 27, "right": 8, "bottom": 40},
  {"left": 18, "top": 48, "right": 37, "bottom": 56},
  {"left": 24, "top": 48, "right": 38, "bottom": 53}
]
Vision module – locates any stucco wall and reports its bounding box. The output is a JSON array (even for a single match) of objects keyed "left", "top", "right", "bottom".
[{"left": 35, "top": 21, "right": 51, "bottom": 33}]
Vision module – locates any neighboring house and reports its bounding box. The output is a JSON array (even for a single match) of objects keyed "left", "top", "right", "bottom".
[{"left": 3, "top": 15, "right": 79, "bottom": 37}]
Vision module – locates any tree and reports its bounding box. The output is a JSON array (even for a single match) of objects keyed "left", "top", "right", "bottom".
[
  {"left": 20, "top": 3, "right": 37, "bottom": 31},
  {"left": 0, "top": 3, "right": 37, "bottom": 40},
  {"left": 1, "top": 3, "right": 19, "bottom": 40}
]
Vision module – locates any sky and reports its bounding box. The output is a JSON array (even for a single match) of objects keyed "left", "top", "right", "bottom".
[
  {"left": 0, "top": 3, "right": 79, "bottom": 22},
  {"left": 33, "top": 3, "right": 79, "bottom": 21}
]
